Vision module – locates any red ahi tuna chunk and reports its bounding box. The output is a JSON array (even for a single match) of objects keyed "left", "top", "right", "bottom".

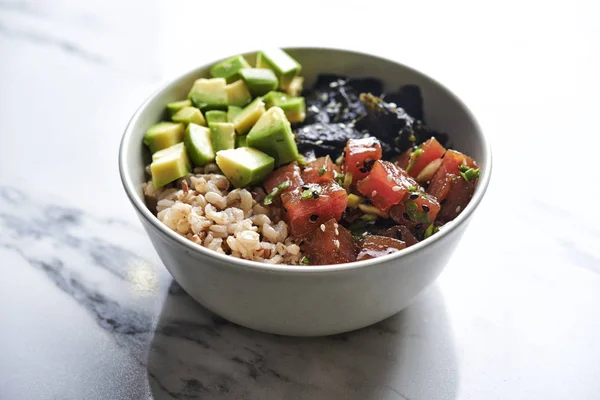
[
  {"left": 429, "top": 174, "right": 475, "bottom": 222},
  {"left": 302, "top": 219, "right": 356, "bottom": 265},
  {"left": 357, "top": 160, "right": 416, "bottom": 212},
  {"left": 343, "top": 138, "right": 382, "bottom": 183},
  {"left": 389, "top": 191, "right": 441, "bottom": 232},
  {"left": 428, "top": 149, "right": 478, "bottom": 222},
  {"left": 356, "top": 235, "right": 406, "bottom": 261},
  {"left": 302, "top": 155, "right": 340, "bottom": 184},
  {"left": 378, "top": 225, "right": 420, "bottom": 247},
  {"left": 263, "top": 162, "right": 303, "bottom": 195},
  {"left": 281, "top": 181, "right": 348, "bottom": 237},
  {"left": 404, "top": 137, "right": 446, "bottom": 178}
]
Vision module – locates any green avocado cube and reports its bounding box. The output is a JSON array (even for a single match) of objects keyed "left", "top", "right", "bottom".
[
  {"left": 188, "top": 78, "right": 228, "bottom": 111},
  {"left": 150, "top": 142, "right": 191, "bottom": 188},
  {"left": 225, "top": 79, "right": 252, "bottom": 107},
  {"left": 184, "top": 123, "right": 214, "bottom": 166},
  {"left": 166, "top": 99, "right": 192, "bottom": 117},
  {"left": 284, "top": 76, "right": 304, "bottom": 97},
  {"left": 262, "top": 92, "right": 306, "bottom": 123},
  {"left": 227, "top": 106, "right": 243, "bottom": 122},
  {"left": 256, "top": 49, "right": 301, "bottom": 90},
  {"left": 172, "top": 106, "right": 206, "bottom": 126},
  {"left": 209, "top": 122, "right": 235, "bottom": 152},
  {"left": 210, "top": 55, "right": 251, "bottom": 83},
  {"left": 143, "top": 122, "right": 185, "bottom": 154},
  {"left": 235, "top": 134, "right": 247, "bottom": 148},
  {"left": 238, "top": 68, "right": 279, "bottom": 97},
  {"left": 205, "top": 110, "right": 228, "bottom": 125},
  {"left": 233, "top": 97, "right": 266, "bottom": 135},
  {"left": 246, "top": 107, "right": 299, "bottom": 167},
  {"left": 216, "top": 147, "right": 274, "bottom": 188}
]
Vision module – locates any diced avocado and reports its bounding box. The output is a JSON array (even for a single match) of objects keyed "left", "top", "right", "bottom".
[
  {"left": 205, "top": 110, "right": 228, "bottom": 125},
  {"left": 262, "top": 91, "right": 288, "bottom": 108},
  {"left": 262, "top": 92, "right": 306, "bottom": 123},
  {"left": 278, "top": 97, "right": 305, "bottom": 124},
  {"left": 227, "top": 106, "right": 243, "bottom": 122},
  {"left": 246, "top": 107, "right": 299, "bottom": 167},
  {"left": 216, "top": 147, "right": 274, "bottom": 188},
  {"left": 256, "top": 49, "right": 301, "bottom": 90},
  {"left": 172, "top": 106, "right": 206, "bottom": 126},
  {"left": 184, "top": 123, "right": 214, "bottom": 166},
  {"left": 210, "top": 55, "right": 251, "bottom": 83},
  {"left": 188, "top": 78, "right": 228, "bottom": 111},
  {"left": 150, "top": 142, "right": 191, "bottom": 188},
  {"left": 284, "top": 76, "right": 304, "bottom": 97},
  {"left": 233, "top": 97, "right": 266, "bottom": 135},
  {"left": 225, "top": 79, "right": 252, "bottom": 107},
  {"left": 235, "top": 134, "right": 247, "bottom": 148},
  {"left": 143, "top": 122, "right": 185, "bottom": 154},
  {"left": 209, "top": 122, "right": 235, "bottom": 152},
  {"left": 238, "top": 68, "right": 279, "bottom": 96},
  {"left": 166, "top": 99, "right": 192, "bottom": 117}
]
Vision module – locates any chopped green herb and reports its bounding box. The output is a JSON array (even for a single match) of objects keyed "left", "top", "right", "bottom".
[
  {"left": 405, "top": 201, "right": 430, "bottom": 224},
  {"left": 424, "top": 224, "right": 434, "bottom": 239},
  {"left": 408, "top": 185, "right": 417, "bottom": 192},
  {"left": 263, "top": 179, "right": 291, "bottom": 205},
  {"left": 406, "top": 148, "right": 424, "bottom": 173},
  {"left": 300, "top": 256, "right": 310, "bottom": 265},
  {"left": 334, "top": 170, "right": 345, "bottom": 186},
  {"left": 301, "top": 184, "right": 322, "bottom": 200},
  {"left": 458, "top": 164, "right": 480, "bottom": 182},
  {"left": 318, "top": 167, "right": 326, "bottom": 176}
]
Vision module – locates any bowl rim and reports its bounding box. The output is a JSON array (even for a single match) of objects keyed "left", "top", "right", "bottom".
[{"left": 119, "top": 46, "right": 492, "bottom": 273}]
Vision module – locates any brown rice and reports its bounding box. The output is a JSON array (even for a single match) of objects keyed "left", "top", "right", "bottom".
[{"left": 143, "top": 163, "right": 304, "bottom": 265}]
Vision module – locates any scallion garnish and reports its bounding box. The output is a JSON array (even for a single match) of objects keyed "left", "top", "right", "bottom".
[
  {"left": 458, "top": 164, "right": 480, "bottom": 182},
  {"left": 318, "top": 167, "right": 326, "bottom": 176},
  {"left": 300, "top": 256, "right": 310, "bottom": 265},
  {"left": 263, "top": 179, "right": 291, "bottom": 205},
  {"left": 406, "top": 148, "right": 424, "bottom": 173},
  {"left": 301, "top": 184, "right": 322, "bottom": 200}
]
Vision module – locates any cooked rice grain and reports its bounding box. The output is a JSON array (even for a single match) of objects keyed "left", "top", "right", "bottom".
[{"left": 143, "top": 173, "right": 304, "bottom": 265}]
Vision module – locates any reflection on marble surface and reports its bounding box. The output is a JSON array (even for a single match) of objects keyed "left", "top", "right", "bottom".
[
  {"left": 2, "top": 0, "right": 600, "bottom": 398},
  {"left": 148, "top": 282, "right": 456, "bottom": 400}
]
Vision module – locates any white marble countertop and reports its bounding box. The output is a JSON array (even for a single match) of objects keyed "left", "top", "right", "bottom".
[{"left": 1, "top": 1, "right": 599, "bottom": 399}]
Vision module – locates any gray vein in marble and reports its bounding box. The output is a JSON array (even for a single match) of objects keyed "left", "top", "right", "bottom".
[{"left": 0, "top": 21, "right": 107, "bottom": 64}]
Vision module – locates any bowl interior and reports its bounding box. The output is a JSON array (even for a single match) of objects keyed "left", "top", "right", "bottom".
[{"left": 120, "top": 47, "right": 490, "bottom": 269}]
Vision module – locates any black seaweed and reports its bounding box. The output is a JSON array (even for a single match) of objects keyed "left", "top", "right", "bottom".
[
  {"left": 294, "top": 73, "right": 448, "bottom": 159},
  {"left": 356, "top": 93, "right": 449, "bottom": 157},
  {"left": 296, "top": 122, "right": 364, "bottom": 158}
]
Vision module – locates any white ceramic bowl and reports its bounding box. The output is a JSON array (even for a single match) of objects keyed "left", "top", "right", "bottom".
[{"left": 119, "top": 47, "right": 491, "bottom": 336}]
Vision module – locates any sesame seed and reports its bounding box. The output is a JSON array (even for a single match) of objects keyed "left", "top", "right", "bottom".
[
  {"left": 333, "top": 223, "right": 338, "bottom": 229},
  {"left": 392, "top": 186, "right": 402, "bottom": 192},
  {"left": 372, "top": 190, "right": 377, "bottom": 197},
  {"left": 395, "top": 230, "right": 403, "bottom": 240},
  {"left": 310, "top": 214, "right": 318, "bottom": 222},
  {"left": 304, "top": 167, "right": 313, "bottom": 172},
  {"left": 329, "top": 81, "right": 339, "bottom": 88},
  {"left": 455, "top": 206, "right": 461, "bottom": 213},
  {"left": 415, "top": 223, "right": 423, "bottom": 230},
  {"left": 335, "top": 228, "right": 339, "bottom": 235},
  {"left": 315, "top": 140, "right": 324, "bottom": 145},
  {"left": 320, "top": 224, "right": 326, "bottom": 232},
  {"left": 422, "top": 205, "right": 430, "bottom": 212},
  {"left": 334, "top": 240, "right": 340, "bottom": 249},
  {"left": 403, "top": 212, "right": 410, "bottom": 220},
  {"left": 386, "top": 174, "right": 393, "bottom": 182},
  {"left": 410, "top": 193, "right": 419, "bottom": 200}
]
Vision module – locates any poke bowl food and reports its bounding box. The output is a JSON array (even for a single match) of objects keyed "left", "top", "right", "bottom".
[{"left": 142, "top": 49, "right": 481, "bottom": 266}]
